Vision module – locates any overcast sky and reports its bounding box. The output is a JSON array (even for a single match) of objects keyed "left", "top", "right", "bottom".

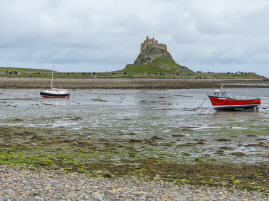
[{"left": 0, "top": 0, "right": 269, "bottom": 76}]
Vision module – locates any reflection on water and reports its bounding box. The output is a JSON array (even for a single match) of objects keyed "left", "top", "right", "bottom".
[{"left": 0, "top": 88, "right": 269, "bottom": 163}]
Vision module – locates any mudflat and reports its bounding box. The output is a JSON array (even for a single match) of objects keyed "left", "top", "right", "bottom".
[
  {"left": 1, "top": 85, "right": 269, "bottom": 200},
  {"left": 0, "top": 77, "right": 268, "bottom": 89}
]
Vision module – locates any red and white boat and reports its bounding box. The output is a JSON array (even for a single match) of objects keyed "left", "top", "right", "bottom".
[{"left": 208, "top": 88, "right": 261, "bottom": 111}]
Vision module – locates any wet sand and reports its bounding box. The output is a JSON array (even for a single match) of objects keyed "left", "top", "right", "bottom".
[{"left": 0, "top": 77, "right": 269, "bottom": 89}]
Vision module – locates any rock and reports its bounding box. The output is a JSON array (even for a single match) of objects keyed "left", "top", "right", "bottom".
[
  {"left": 215, "top": 138, "right": 231, "bottom": 142},
  {"left": 30, "top": 191, "right": 40, "bottom": 196},
  {"left": 150, "top": 136, "right": 162, "bottom": 140},
  {"left": 91, "top": 98, "right": 107, "bottom": 102},
  {"left": 246, "top": 135, "right": 257, "bottom": 137},
  {"left": 93, "top": 192, "right": 104, "bottom": 201},
  {"left": 172, "top": 134, "right": 184, "bottom": 137},
  {"left": 230, "top": 152, "right": 247, "bottom": 156},
  {"left": 128, "top": 139, "right": 142, "bottom": 143},
  {"left": 258, "top": 142, "right": 268, "bottom": 148},
  {"left": 103, "top": 170, "right": 113, "bottom": 178}
]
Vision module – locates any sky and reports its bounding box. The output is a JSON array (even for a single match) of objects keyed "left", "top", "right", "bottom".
[{"left": 0, "top": 0, "right": 269, "bottom": 76}]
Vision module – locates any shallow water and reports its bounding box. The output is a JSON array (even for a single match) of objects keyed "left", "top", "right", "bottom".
[{"left": 0, "top": 88, "right": 269, "bottom": 163}]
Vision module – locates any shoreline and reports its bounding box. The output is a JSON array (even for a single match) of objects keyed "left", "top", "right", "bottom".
[
  {"left": 0, "top": 165, "right": 268, "bottom": 200},
  {"left": 0, "top": 77, "right": 269, "bottom": 89}
]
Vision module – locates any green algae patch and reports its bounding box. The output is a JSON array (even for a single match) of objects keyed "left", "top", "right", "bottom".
[{"left": 0, "top": 150, "right": 268, "bottom": 193}]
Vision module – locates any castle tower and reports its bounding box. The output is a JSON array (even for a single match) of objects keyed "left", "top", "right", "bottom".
[{"left": 140, "top": 36, "right": 167, "bottom": 54}]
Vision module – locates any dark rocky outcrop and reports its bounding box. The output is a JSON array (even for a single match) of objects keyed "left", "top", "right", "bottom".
[{"left": 134, "top": 45, "right": 174, "bottom": 65}]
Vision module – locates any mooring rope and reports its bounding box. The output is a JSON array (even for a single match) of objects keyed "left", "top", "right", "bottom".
[{"left": 193, "top": 96, "right": 208, "bottom": 110}]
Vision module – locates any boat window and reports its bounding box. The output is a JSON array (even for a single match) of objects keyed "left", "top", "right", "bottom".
[
  {"left": 219, "top": 91, "right": 230, "bottom": 97},
  {"left": 220, "top": 91, "right": 226, "bottom": 97},
  {"left": 214, "top": 92, "right": 220, "bottom": 96}
]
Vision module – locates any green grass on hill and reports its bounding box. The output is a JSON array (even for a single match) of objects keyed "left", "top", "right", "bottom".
[
  {"left": 0, "top": 67, "right": 50, "bottom": 73},
  {"left": 0, "top": 66, "right": 265, "bottom": 80},
  {"left": 122, "top": 57, "right": 193, "bottom": 74}
]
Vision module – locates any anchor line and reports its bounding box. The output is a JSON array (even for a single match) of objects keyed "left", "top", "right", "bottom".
[{"left": 195, "top": 96, "right": 207, "bottom": 110}]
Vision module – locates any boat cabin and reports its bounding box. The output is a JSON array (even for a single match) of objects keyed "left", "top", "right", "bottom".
[{"left": 213, "top": 89, "right": 231, "bottom": 97}]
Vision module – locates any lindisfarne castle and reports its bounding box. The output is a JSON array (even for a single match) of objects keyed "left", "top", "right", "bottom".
[{"left": 123, "top": 35, "right": 193, "bottom": 74}]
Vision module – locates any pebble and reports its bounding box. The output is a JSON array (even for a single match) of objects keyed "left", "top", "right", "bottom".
[{"left": 0, "top": 165, "right": 268, "bottom": 201}]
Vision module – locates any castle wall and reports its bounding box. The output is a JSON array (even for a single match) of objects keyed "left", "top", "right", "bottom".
[
  {"left": 140, "top": 36, "right": 167, "bottom": 54},
  {"left": 158, "top": 44, "right": 167, "bottom": 51}
]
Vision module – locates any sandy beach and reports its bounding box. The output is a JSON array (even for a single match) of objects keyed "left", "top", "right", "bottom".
[{"left": 0, "top": 77, "right": 268, "bottom": 89}]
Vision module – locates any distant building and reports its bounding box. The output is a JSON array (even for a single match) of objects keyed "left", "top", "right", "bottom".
[
  {"left": 140, "top": 36, "right": 167, "bottom": 54},
  {"left": 235, "top": 71, "right": 248, "bottom": 75}
]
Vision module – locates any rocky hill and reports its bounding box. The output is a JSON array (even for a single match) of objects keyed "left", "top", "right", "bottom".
[{"left": 122, "top": 36, "right": 193, "bottom": 74}]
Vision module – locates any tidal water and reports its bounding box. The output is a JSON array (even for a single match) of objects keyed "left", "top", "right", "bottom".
[{"left": 0, "top": 88, "right": 269, "bottom": 163}]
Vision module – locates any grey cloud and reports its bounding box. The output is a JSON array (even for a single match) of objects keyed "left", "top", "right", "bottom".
[{"left": 0, "top": 0, "right": 269, "bottom": 76}]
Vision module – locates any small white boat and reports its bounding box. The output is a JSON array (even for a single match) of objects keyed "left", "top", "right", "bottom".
[
  {"left": 40, "top": 65, "right": 70, "bottom": 98},
  {"left": 40, "top": 88, "right": 70, "bottom": 98}
]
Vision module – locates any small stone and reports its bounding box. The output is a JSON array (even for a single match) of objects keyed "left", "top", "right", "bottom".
[
  {"left": 93, "top": 192, "right": 104, "bottom": 201},
  {"left": 128, "top": 139, "right": 142, "bottom": 143},
  {"left": 103, "top": 171, "right": 113, "bottom": 178}
]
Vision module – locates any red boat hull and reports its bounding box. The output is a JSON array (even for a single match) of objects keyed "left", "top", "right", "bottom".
[{"left": 208, "top": 96, "right": 261, "bottom": 111}]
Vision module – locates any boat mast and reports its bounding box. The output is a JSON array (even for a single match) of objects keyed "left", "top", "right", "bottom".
[
  {"left": 220, "top": 82, "right": 224, "bottom": 90},
  {"left": 51, "top": 64, "right": 54, "bottom": 89}
]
